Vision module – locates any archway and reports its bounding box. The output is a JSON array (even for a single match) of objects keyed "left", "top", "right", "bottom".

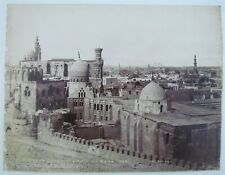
[
  {"left": 126, "top": 116, "right": 130, "bottom": 146},
  {"left": 137, "top": 121, "right": 143, "bottom": 152},
  {"left": 134, "top": 122, "right": 137, "bottom": 151},
  {"left": 47, "top": 63, "right": 51, "bottom": 74},
  {"left": 160, "top": 105, "right": 163, "bottom": 113},
  {"left": 64, "top": 64, "right": 68, "bottom": 77}
]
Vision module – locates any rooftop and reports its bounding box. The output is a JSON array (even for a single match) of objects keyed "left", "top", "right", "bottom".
[
  {"left": 145, "top": 102, "right": 221, "bottom": 126},
  {"left": 120, "top": 99, "right": 221, "bottom": 126},
  {"left": 48, "top": 58, "right": 75, "bottom": 62}
]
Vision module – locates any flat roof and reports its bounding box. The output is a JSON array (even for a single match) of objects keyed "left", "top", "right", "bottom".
[{"left": 119, "top": 99, "right": 221, "bottom": 126}]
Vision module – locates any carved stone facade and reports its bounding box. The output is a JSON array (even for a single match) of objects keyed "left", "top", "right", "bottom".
[{"left": 83, "top": 98, "right": 122, "bottom": 123}]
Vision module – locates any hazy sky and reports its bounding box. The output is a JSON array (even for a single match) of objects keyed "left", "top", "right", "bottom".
[{"left": 6, "top": 4, "right": 222, "bottom": 67}]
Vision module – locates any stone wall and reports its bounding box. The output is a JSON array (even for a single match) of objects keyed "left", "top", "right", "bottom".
[
  {"left": 103, "top": 124, "right": 120, "bottom": 140},
  {"left": 121, "top": 110, "right": 220, "bottom": 165},
  {"left": 172, "top": 123, "right": 221, "bottom": 164},
  {"left": 37, "top": 118, "right": 214, "bottom": 170},
  {"left": 74, "top": 126, "right": 103, "bottom": 139}
]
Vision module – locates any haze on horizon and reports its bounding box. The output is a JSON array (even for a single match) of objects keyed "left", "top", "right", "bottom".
[{"left": 6, "top": 4, "right": 222, "bottom": 67}]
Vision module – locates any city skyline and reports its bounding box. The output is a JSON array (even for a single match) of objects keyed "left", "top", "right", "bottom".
[{"left": 6, "top": 5, "right": 222, "bottom": 67}]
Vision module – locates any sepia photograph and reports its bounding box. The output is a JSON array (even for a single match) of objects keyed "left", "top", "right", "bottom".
[{"left": 2, "top": 2, "right": 223, "bottom": 173}]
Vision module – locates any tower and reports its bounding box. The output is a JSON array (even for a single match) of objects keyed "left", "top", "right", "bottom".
[
  {"left": 194, "top": 55, "right": 197, "bottom": 68},
  {"left": 95, "top": 48, "right": 103, "bottom": 62},
  {"left": 34, "top": 36, "right": 41, "bottom": 61},
  {"left": 193, "top": 54, "right": 198, "bottom": 74},
  {"left": 94, "top": 48, "right": 104, "bottom": 79},
  {"left": 92, "top": 48, "right": 104, "bottom": 96}
]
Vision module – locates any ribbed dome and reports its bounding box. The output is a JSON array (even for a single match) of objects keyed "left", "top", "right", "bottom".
[
  {"left": 69, "top": 59, "right": 88, "bottom": 78},
  {"left": 139, "top": 81, "right": 165, "bottom": 101}
]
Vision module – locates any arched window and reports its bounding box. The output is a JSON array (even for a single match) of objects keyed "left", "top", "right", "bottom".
[
  {"left": 134, "top": 123, "right": 137, "bottom": 151},
  {"left": 47, "top": 63, "right": 51, "bottom": 74},
  {"left": 137, "top": 121, "right": 142, "bottom": 152},
  {"left": 127, "top": 116, "right": 130, "bottom": 146},
  {"left": 160, "top": 105, "right": 163, "bottom": 112},
  {"left": 24, "top": 86, "right": 31, "bottom": 97},
  {"left": 64, "top": 64, "right": 68, "bottom": 77}
]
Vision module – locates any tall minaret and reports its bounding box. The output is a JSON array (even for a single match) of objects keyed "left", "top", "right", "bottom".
[
  {"left": 35, "top": 36, "right": 41, "bottom": 61},
  {"left": 193, "top": 54, "right": 198, "bottom": 74},
  {"left": 194, "top": 55, "right": 197, "bottom": 68},
  {"left": 95, "top": 48, "right": 103, "bottom": 62},
  {"left": 95, "top": 48, "right": 103, "bottom": 78},
  {"left": 93, "top": 48, "right": 104, "bottom": 96}
]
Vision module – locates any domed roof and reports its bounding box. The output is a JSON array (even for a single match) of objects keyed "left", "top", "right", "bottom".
[
  {"left": 139, "top": 81, "right": 165, "bottom": 101},
  {"left": 69, "top": 59, "right": 88, "bottom": 78}
]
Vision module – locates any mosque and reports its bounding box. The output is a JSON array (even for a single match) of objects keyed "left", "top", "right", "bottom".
[{"left": 5, "top": 37, "right": 221, "bottom": 166}]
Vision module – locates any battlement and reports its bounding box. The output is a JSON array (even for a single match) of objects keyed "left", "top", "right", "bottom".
[{"left": 37, "top": 120, "right": 217, "bottom": 170}]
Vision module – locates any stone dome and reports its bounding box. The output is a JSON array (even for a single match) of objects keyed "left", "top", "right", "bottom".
[
  {"left": 139, "top": 81, "right": 165, "bottom": 101},
  {"left": 69, "top": 59, "right": 88, "bottom": 78}
]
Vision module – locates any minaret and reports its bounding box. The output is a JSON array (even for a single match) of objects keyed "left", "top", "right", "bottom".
[
  {"left": 94, "top": 48, "right": 104, "bottom": 96},
  {"left": 35, "top": 36, "right": 41, "bottom": 61},
  {"left": 95, "top": 48, "right": 103, "bottom": 62},
  {"left": 194, "top": 54, "right": 198, "bottom": 74},
  {"left": 194, "top": 54, "right": 197, "bottom": 68}
]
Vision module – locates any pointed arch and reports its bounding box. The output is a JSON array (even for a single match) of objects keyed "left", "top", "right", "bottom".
[
  {"left": 160, "top": 105, "right": 163, "bottom": 113},
  {"left": 126, "top": 115, "right": 130, "bottom": 146},
  {"left": 64, "top": 63, "right": 68, "bottom": 77},
  {"left": 134, "top": 122, "right": 137, "bottom": 151},
  {"left": 137, "top": 120, "right": 143, "bottom": 153},
  {"left": 47, "top": 63, "right": 51, "bottom": 74}
]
